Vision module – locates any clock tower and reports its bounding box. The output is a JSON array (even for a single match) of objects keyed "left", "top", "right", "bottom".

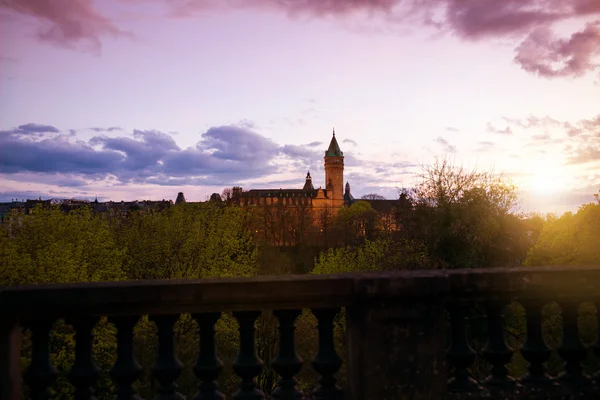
[{"left": 324, "top": 129, "right": 344, "bottom": 208}]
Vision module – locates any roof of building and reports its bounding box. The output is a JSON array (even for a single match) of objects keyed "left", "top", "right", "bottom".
[
  {"left": 325, "top": 130, "right": 343, "bottom": 157},
  {"left": 175, "top": 192, "right": 186, "bottom": 204},
  {"left": 243, "top": 188, "right": 321, "bottom": 198},
  {"left": 362, "top": 199, "right": 399, "bottom": 212},
  {"left": 344, "top": 181, "right": 355, "bottom": 204},
  {"left": 302, "top": 171, "right": 315, "bottom": 191}
]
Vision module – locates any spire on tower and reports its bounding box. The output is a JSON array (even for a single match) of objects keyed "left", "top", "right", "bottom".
[
  {"left": 303, "top": 171, "right": 314, "bottom": 191},
  {"left": 325, "top": 130, "right": 343, "bottom": 157}
]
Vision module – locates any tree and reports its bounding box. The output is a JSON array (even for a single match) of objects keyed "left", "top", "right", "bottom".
[
  {"left": 336, "top": 201, "right": 378, "bottom": 245},
  {"left": 361, "top": 193, "right": 386, "bottom": 200},
  {"left": 221, "top": 187, "right": 233, "bottom": 201},
  {"left": 312, "top": 238, "right": 430, "bottom": 274},
  {"left": 0, "top": 205, "right": 124, "bottom": 285},
  {"left": 0, "top": 201, "right": 264, "bottom": 399},
  {"left": 115, "top": 201, "right": 258, "bottom": 280},
  {"left": 525, "top": 201, "right": 600, "bottom": 266},
  {"left": 394, "top": 158, "right": 527, "bottom": 269}
]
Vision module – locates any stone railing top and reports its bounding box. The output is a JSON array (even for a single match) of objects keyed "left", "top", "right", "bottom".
[{"left": 1, "top": 265, "right": 599, "bottom": 320}]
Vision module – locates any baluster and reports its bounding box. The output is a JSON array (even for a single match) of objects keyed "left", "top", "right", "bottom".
[
  {"left": 108, "top": 315, "right": 144, "bottom": 400},
  {"left": 192, "top": 313, "right": 225, "bottom": 400},
  {"left": 556, "top": 301, "right": 590, "bottom": 391},
  {"left": 519, "top": 300, "right": 555, "bottom": 392},
  {"left": 232, "top": 311, "right": 265, "bottom": 400},
  {"left": 150, "top": 315, "right": 184, "bottom": 400},
  {"left": 593, "top": 301, "right": 600, "bottom": 386},
  {"left": 1, "top": 316, "right": 22, "bottom": 400},
  {"left": 446, "top": 303, "right": 481, "bottom": 394},
  {"left": 68, "top": 317, "right": 101, "bottom": 400},
  {"left": 271, "top": 309, "right": 303, "bottom": 400},
  {"left": 482, "top": 301, "right": 518, "bottom": 395},
  {"left": 311, "top": 308, "right": 343, "bottom": 400},
  {"left": 24, "top": 319, "right": 58, "bottom": 400}
]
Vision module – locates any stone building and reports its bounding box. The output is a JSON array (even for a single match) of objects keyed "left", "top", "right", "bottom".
[{"left": 227, "top": 131, "right": 355, "bottom": 214}]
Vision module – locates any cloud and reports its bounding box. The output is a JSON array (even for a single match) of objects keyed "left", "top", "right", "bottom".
[
  {"left": 0, "top": 124, "right": 281, "bottom": 184},
  {"left": 563, "top": 115, "right": 600, "bottom": 164},
  {"left": 434, "top": 136, "right": 457, "bottom": 153},
  {"left": 531, "top": 132, "right": 552, "bottom": 141},
  {"left": 0, "top": 133, "right": 124, "bottom": 175},
  {"left": 17, "top": 123, "right": 60, "bottom": 134},
  {"left": 168, "top": 0, "right": 399, "bottom": 18},
  {"left": 446, "top": 127, "right": 459, "bottom": 132},
  {"left": 502, "top": 115, "right": 561, "bottom": 129},
  {"left": 0, "top": 121, "right": 419, "bottom": 195},
  {"left": 343, "top": 138, "right": 358, "bottom": 146},
  {"left": 486, "top": 123, "right": 513, "bottom": 135},
  {"left": 515, "top": 21, "right": 600, "bottom": 78},
  {"left": 0, "top": 0, "right": 127, "bottom": 50},
  {"left": 2, "top": 173, "right": 89, "bottom": 188},
  {"left": 476, "top": 141, "right": 495, "bottom": 151},
  {"left": 167, "top": 0, "right": 600, "bottom": 78},
  {"left": 280, "top": 144, "right": 321, "bottom": 160},
  {"left": 0, "top": 121, "right": 425, "bottom": 203},
  {"left": 500, "top": 114, "right": 599, "bottom": 138},
  {"left": 90, "top": 126, "right": 122, "bottom": 132},
  {"left": 305, "top": 141, "right": 323, "bottom": 147},
  {"left": 195, "top": 126, "right": 279, "bottom": 170},
  {"left": 566, "top": 144, "right": 600, "bottom": 164},
  {"left": 498, "top": 113, "right": 600, "bottom": 165},
  {"left": 6, "top": 0, "right": 599, "bottom": 76},
  {"left": 0, "top": 123, "right": 60, "bottom": 136}
]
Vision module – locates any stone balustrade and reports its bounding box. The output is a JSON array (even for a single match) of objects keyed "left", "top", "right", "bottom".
[{"left": 1, "top": 266, "right": 600, "bottom": 399}]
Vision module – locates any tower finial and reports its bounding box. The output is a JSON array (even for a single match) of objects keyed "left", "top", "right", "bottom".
[{"left": 333, "top": 127, "right": 335, "bottom": 136}]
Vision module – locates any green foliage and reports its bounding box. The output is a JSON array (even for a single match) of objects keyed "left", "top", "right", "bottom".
[
  {"left": 0, "top": 206, "right": 124, "bottom": 285},
  {"left": 0, "top": 202, "right": 259, "bottom": 399},
  {"left": 312, "top": 238, "right": 430, "bottom": 274},
  {"left": 114, "top": 202, "right": 257, "bottom": 279},
  {"left": 335, "top": 200, "right": 378, "bottom": 245},
  {"left": 525, "top": 202, "right": 600, "bottom": 266},
  {"left": 4, "top": 182, "right": 599, "bottom": 398},
  {"left": 395, "top": 158, "right": 529, "bottom": 268}
]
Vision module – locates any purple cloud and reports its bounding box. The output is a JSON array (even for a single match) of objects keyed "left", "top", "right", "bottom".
[
  {"left": 515, "top": 21, "right": 600, "bottom": 78},
  {"left": 90, "top": 126, "right": 123, "bottom": 132},
  {"left": 0, "top": 133, "right": 124, "bottom": 175},
  {"left": 0, "top": 124, "right": 284, "bottom": 185},
  {"left": 5, "top": 0, "right": 600, "bottom": 77},
  {"left": 168, "top": 0, "right": 600, "bottom": 78},
  {"left": 305, "top": 141, "right": 322, "bottom": 147},
  {"left": 16, "top": 123, "right": 60, "bottom": 134},
  {"left": 0, "top": 0, "right": 127, "bottom": 50},
  {"left": 1, "top": 123, "right": 60, "bottom": 136}
]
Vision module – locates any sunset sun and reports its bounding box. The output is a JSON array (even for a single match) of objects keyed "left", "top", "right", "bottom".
[{"left": 528, "top": 167, "right": 571, "bottom": 197}]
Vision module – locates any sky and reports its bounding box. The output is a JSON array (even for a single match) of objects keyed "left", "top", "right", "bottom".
[{"left": 1, "top": 0, "right": 599, "bottom": 214}]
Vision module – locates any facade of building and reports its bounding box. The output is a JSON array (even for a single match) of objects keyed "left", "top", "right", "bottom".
[{"left": 226, "top": 131, "right": 355, "bottom": 214}]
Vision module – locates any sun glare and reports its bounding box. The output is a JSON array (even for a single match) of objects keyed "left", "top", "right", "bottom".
[{"left": 529, "top": 168, "right": 568, "bottom": 197}]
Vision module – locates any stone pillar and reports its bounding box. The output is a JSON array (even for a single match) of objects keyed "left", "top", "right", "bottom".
[
  {"left": 346, "top": 274, "right": 448, "bottom": 400},
  {"left": 0, "top": 316, "right": 21, "bottom": 400}
]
